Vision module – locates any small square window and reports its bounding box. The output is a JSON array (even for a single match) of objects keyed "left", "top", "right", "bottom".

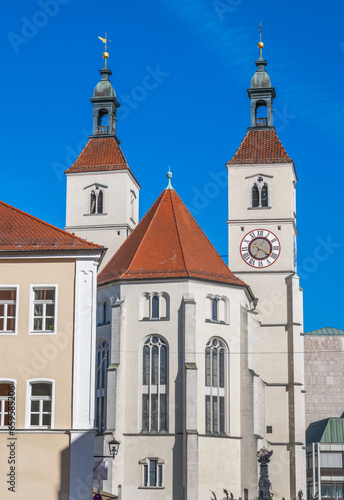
[
  {"left": 31, "top": 287, "right": 56, "bottom": 333},
  {"left": 266, "top": 426, "right": 273, "bottom": 434}
]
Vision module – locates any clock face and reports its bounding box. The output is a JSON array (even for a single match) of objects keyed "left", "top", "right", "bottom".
[{"left": 240, "top": 229, "right": 281, "bottom": 268}]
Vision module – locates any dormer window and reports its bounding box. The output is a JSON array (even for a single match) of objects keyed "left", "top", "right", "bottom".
[
  {"left": 90, "top": 187, "right": 104, "bottom": 214},
  {"left": 251, "top": 177, "right": 269, "bottom": 208}
]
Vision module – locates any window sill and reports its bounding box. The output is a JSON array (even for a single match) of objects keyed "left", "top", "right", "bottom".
[
  {"left": 138, "top": 487, "right": 165, "bottom": 490},
  {"left": 29, "top": 331, "right": 56, "bottom": 335},
  {"left": 0, "top": 331, "right": 17, "bottom": 335},
  {"left": 205, "top": 319, "right": 228, "bottom": 325},
  {"left": 247, "top": 206, "right": 272, "bottom": 210},
  {"left": 140, "top": 318, "right": 169, "bottom": 322},
  {"left": 83, "top": 213, "right": 108, "bottom": 217}
]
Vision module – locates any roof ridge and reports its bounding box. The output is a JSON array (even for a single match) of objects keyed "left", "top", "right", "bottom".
[
  {"left": 0, "top": 200, "right": 102, "bottom": 249},
  {"left": 168, "top": 190, "right": 189, "bottom": 277}
]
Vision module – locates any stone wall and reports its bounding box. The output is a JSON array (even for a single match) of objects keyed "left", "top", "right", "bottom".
[{"left": 304, "top": 335, "right": 344, "bottom": 428}]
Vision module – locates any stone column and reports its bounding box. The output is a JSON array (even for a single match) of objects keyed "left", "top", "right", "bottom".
[{"left": 257, "top": 448, "right": 273, "bottom": 500}]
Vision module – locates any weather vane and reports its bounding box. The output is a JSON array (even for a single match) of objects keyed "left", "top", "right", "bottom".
[
  {"left": 98, "top": 33, "right": 111, "bottom": 66},
  {"left": 258, "top": 22, "right": 264, "bottom": 57}
]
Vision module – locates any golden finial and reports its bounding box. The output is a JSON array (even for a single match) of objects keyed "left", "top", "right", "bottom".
[
  {"left": 258, "top": 22, "right": 264, "bottom": 50},
  {"left": 98, "top": 33, "right": 111, "bottom": 66}
]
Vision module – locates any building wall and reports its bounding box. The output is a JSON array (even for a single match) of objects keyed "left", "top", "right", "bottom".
[
  {"left": 304, "top": 335, "right": 344, "bottom": 428},
  {"left": 95, "top": 278, "right": 261, "bottom": 500},
  {"left": 65, "top": 169, "right": 139, "bottom": 269}
]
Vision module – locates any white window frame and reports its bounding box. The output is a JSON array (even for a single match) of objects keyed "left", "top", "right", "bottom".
[
  {"left": 0, "top": 379, "right": 16, "bottom": 428},
  {"left": 29, "top": 285, "right": 58, "bottom": 335},
  {"left": 25, "top": 379, "right": 55, "bottom": 429},
  {"left": 0, "top": 286, "right": 19, "bottom": 335},
  {"left": 139, "top": 457, "right": 165, "bottom": 489}
]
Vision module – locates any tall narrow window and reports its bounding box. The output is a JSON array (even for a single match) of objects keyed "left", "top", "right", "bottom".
[
  {"left": 205, "top": 338, "right": 226, "bottom": 435},
  {"left": 90, "top": 187, "right": 104, "bottom": 215},
  {"left": 252, "top": 184, "right": 259, "bottom": 207},
  {"left": 261, "top": 183, "right": 269, "bottom": 207},
  {"left": 211, "top": 298, "right": 218, "bottom": 322},
  {"left": 95, "top": 341, "right": 109, "bottom": 434},
  {"left": 0, "top": 289, "right": 17, "bottom": 334},
  {"left": 97, "top": 190, "right": 103, "bottom": 214},
  {"left": 152, "top": 296, "right": 159, "bottom": 320},
  {"left": 28, "top": 381, "right": 53, "bottom": 427},
  {"left": 142, "top": 336, "right": 168, "bottom": 433},
  {"left": 90, "top": 190, "right": 96, "bottom": 214},
  {"left": 251, "top": 178, "right": 269, "bottom": 208}
]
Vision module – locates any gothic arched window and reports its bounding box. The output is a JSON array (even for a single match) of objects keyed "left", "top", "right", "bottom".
[
  {"left": 251, "top": 178, "right": 269, "bottom": 208},
  {"left": 95, "top": 340, "right": 109, "bottom": 434},
  {"left": 142, "top": 336, "right": 168, "bottom": 433},
  {"left": 90, "top": 188, "right": 104, "bottom": 215},
  {"left": 261, "top": 183, "right": 268, "bottom": 207},
  {"left": 152, "top": 296, "right": 159, "bottom": 320},
  {"left": 97, "top": 190, "right": 103, "bottom": 214},
  {"left": 252, "top": 184, "right": 259, "bottom": 207},
  {"left": 205, "top": 338, "right": 227, "bottom": 435},
  {"left": 90, "top": 191, "right": 96, "bottom": 214}
]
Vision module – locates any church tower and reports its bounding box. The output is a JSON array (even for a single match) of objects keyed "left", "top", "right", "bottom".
[
  {"left": 227, "top": 32, "right": 306, "bottom": 498},
  {"left": 65, "top": 44, "right": 140, "bottom": 270}
]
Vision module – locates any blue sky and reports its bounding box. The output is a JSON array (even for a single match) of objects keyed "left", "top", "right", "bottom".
[{"left": 1, "top": 0, "right": 343, "bottom": 332}]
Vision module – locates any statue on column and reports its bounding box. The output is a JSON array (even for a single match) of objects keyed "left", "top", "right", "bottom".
[{"left": 257, "top": 447, "right": 273, "bottom": 500}]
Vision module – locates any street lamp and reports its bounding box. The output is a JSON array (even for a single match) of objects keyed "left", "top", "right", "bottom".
[{"left": 94, "top": 438, "right": 121, "bottom": 461}]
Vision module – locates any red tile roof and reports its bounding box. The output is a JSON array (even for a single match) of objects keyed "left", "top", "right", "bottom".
[
  {"left": 98, "top": 189, "right": 245, "bottom": 287},
  {"left": 65, "top": 137, "right": 128, "bottom": 173},
  {"left": 227, "top": 129, "right": 293, "bottom": 165},
  {"left": 0, "top": 201, "right": 103, "bottom": 252}
]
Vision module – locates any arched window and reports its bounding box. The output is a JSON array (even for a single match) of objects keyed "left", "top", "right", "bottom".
[
  {"left": 97, "top": 190, "right": 103, "bottom": 214},
  {"left": 139, "top": 293, "right": 169, "bottom": 321},
  {"left": 142, "top": 336, "right": 168, "bottom": 433},
  {"left": 212, "top": 298, "right": 217, "bottom": 322},
  {"left": 130, "top": 191, "right": 136, "bottom": 221},
  {"left": 251, "top": 177, "right": 269, "bottom": 208},
  {"left": 205, "top": 338, "right": 227, "bottom": 435},
  {"left": 90, "top": 190, "right": 96, "bottom": 214},
  {"left": 252, "top": 184, "right": 259, "bottom": 207},
  {"left": 152, "top": 296, "right": 159, "bottom": 320},
  {"left": 95, "top": 341, "right": 109, "bottom": 434},
  {"left": 261, "top": 183, "right": 268, "bottom": 207},
  {"left": 90, "top": 187, "right": 104, "bottom": 215},
  {"left": 27, "top": 380, "right": 54, "bottom": 428}
]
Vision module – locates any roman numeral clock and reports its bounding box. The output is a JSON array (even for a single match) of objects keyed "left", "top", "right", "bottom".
[{"left": 240, "top": 229, "right": 281, "bottom": 268}]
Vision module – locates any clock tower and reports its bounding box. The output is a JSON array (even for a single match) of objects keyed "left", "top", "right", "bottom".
[{"left": 227, "top": 35, "right": 305, "bottom": 498}]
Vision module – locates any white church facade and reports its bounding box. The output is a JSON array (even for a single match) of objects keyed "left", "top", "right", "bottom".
[{"left": 65, "top": 38, "right": 306, "bottom": 500}]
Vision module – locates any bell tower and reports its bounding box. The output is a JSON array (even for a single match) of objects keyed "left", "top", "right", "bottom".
[
  {"left": 65, "top": 40, "right": 140, "bottom": 270},
  {"left": 227, "top": 28, "right": 306, "bottom": 499}
]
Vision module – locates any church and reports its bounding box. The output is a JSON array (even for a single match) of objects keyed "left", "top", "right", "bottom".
[{"left": 65, "top": 35, "right": 306, "bottom": 500}]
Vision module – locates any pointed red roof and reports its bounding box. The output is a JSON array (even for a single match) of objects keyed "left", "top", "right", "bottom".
[
  {"left": 65, "top": 137, "right": 128, "bottom": 173},
  {"left": 0, "top": 201, "right": 103, "bottom": 252},
  {"left": 98, "top": 189, "right": 245, "bottom": 287},
  {"left": 227, "top": 129, "right": 292, "bottom": 165}
]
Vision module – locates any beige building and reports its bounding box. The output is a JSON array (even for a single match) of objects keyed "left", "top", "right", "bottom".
[{"left": 0, "top": 200, "right": 103, "bottom": 499}]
